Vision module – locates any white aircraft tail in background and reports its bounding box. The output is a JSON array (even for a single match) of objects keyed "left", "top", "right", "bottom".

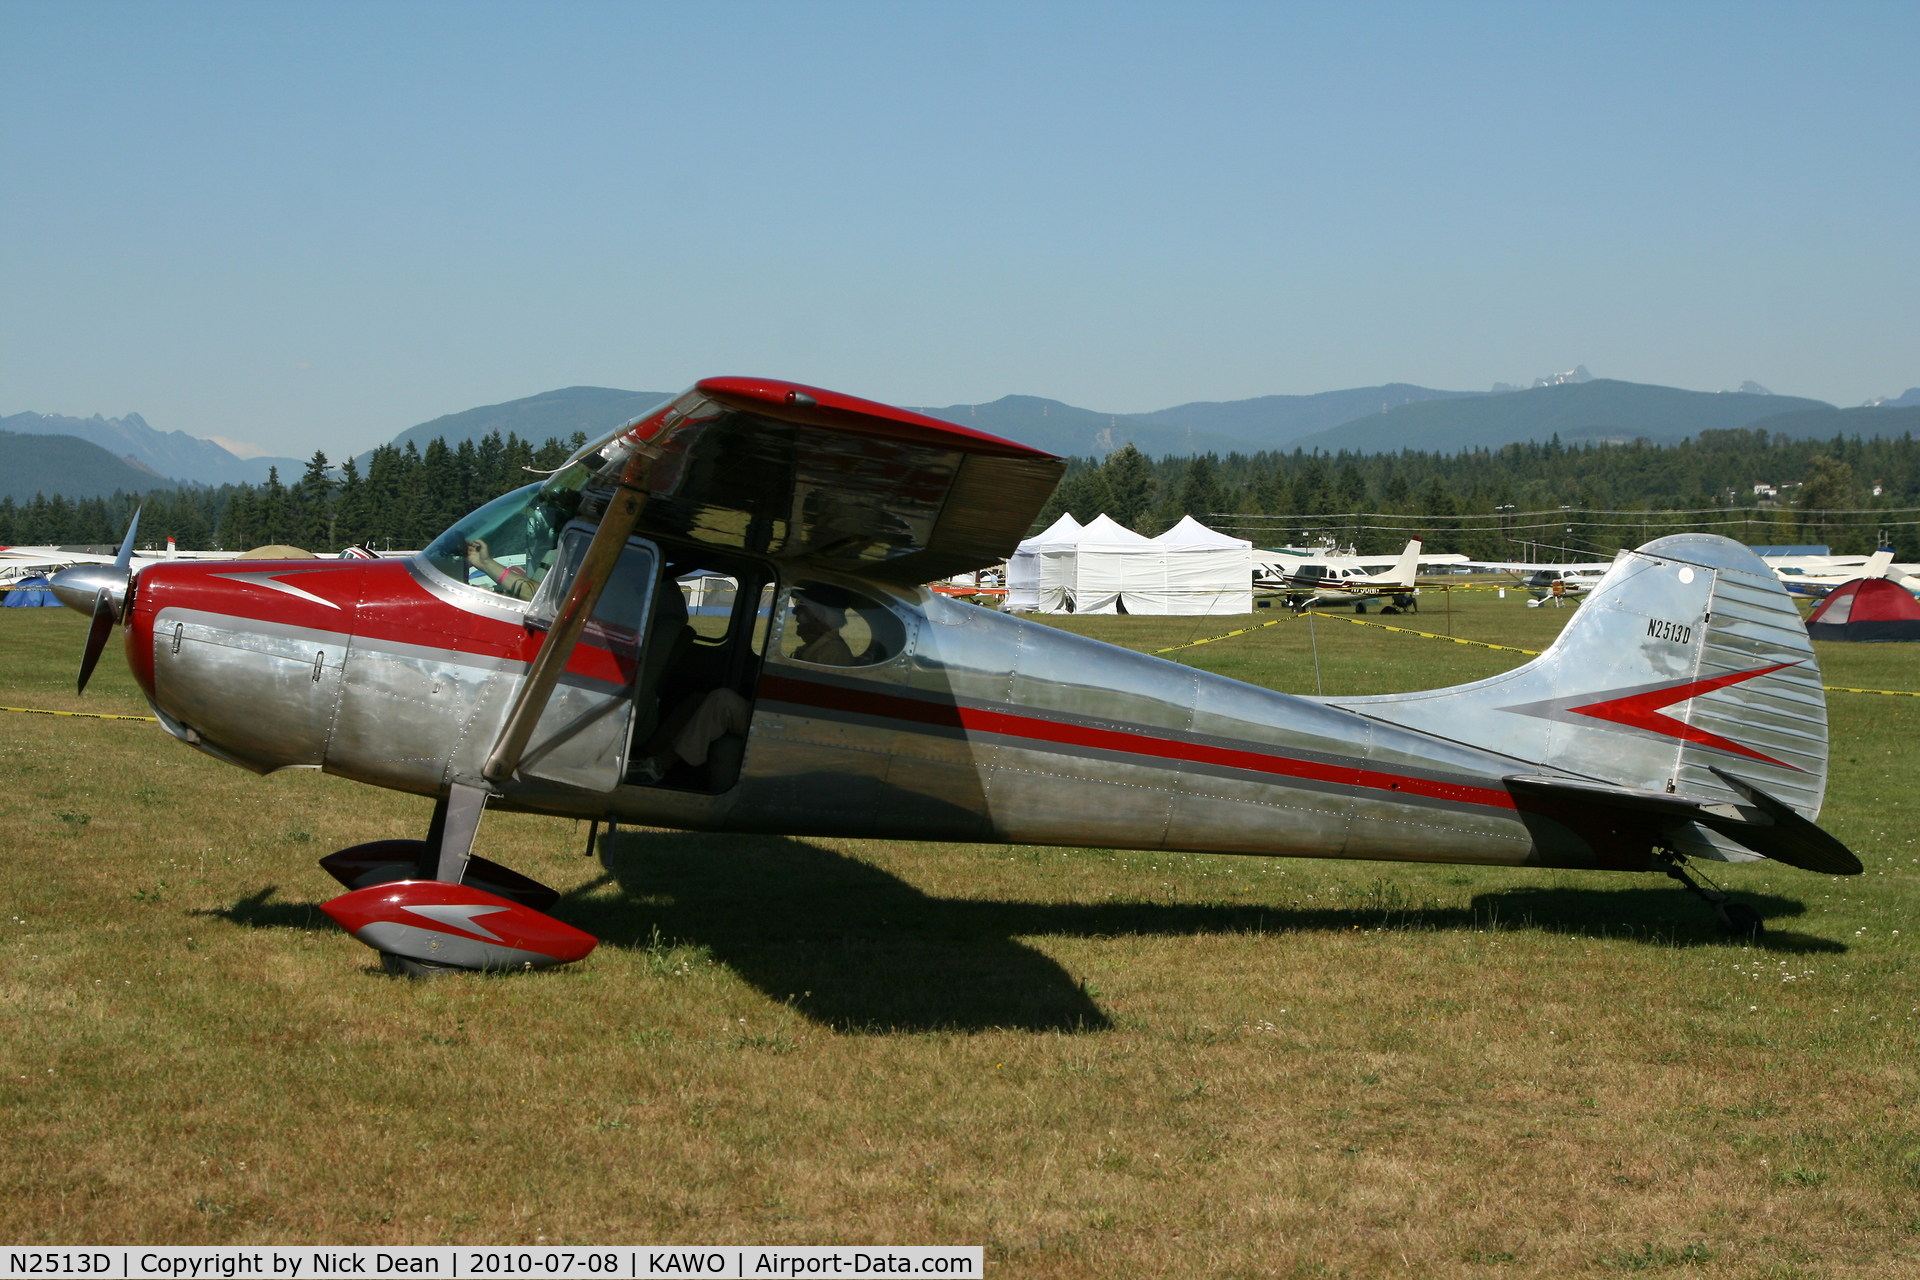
[{"left": 1371, "top": 538, "right": 1422, "bottom": 588}]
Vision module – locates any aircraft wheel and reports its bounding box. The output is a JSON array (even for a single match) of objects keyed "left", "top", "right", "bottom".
[
  {"left": 1716, "top": 903, "right": 1765, "bottom": 938},
  {"left": 380, "top": 951, "right": 464, "bottom": 980},
  {"left": 1354, "top": 602, "right": 1367, "bottom": 614}
]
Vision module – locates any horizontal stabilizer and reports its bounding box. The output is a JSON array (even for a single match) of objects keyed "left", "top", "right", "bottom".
[
  {"left": 1505, "top": 771, "right": 1860, "bottom": 876},
  {"left": 1705, "top": 766, "right": 1862, "bottom": 875}
]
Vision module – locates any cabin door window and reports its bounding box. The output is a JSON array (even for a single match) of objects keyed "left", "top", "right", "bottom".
[{"left": 517, "top": 529, "right": 658, "bottom": 793}]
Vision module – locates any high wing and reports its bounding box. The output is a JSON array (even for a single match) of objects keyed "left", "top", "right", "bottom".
[
  {"left": 575, "top": 377, "right": 1064, "bottom": 585},
  {"left": 478, "top": 377, "right": 1064, "bottom": 788}
]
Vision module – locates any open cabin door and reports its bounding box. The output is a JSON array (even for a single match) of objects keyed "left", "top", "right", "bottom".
[{"left": 515, "top": 526, "right": 658, "bottom": 792}]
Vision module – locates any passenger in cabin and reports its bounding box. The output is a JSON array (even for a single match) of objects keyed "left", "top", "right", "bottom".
[
  {"left": 628, "top": 576, "right": 758, "bottom": 787},
  {"left": 630, "top": 685, "right": 752, "bottom": 786},
  {"left": 790, "top": 586, "right": 857, "bottom": 666},
  {"left": 632, "top": 584, "right": 876, "bottom": 786}
]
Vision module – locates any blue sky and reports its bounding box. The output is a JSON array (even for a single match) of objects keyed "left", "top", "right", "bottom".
[{"left": 3, "top": 1, "right": 1915, "bottom": 458}]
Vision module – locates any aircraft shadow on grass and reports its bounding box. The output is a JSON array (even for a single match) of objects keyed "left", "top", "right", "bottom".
[{"left": 202, "top": 833, "right": 1843, "bottom": 1034}]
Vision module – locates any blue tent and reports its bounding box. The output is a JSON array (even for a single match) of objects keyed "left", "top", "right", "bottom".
[{"left": 2, "top": 576, "right": 64, "bottom": 607}]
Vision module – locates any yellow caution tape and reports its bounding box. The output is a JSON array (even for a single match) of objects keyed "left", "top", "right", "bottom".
[
  {"left": 1156, "top": 617, "right": 1290, "bottom": 654},
  {"left": 1, "top": 705, "right": 157, "bottom": 722},
  {"left": 1821, "top": 685, "right": 1920, "bottom": 698},
  {"left": 1302, "top": 610, "right": 1544, "bottom": 655}
]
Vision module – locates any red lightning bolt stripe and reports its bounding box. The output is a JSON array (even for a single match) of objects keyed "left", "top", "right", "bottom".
[{"left": 1565, "top": 662, "right": 1801, "bottom": 768}]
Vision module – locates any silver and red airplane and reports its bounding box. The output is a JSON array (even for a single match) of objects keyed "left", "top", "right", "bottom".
[{"left": 56, "top": 377, "right": 1860, "bottom": 975}]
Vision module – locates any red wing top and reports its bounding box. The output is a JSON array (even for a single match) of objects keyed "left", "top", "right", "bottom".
[{"left": 574, "top": 378, "right": 1065, "bottom": 583}]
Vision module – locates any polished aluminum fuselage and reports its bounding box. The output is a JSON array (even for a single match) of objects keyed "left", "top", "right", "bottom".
[{"left": 123, "top": 549, "right": 1594, "bottom": 872}]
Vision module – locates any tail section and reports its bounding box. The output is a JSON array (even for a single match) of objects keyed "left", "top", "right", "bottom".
[
  {"left": 1865, "top": 547, "right": 1895, "bottom": 578},
  {"left": 1329, "top": 534, "right": 1833, "bottom": 865},
  {"left": 1368, "top": 539, "right": 1422, "bottom": 589}
]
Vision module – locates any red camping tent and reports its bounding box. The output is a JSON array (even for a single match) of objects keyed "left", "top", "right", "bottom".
[{"left": 1805, "top": 577, "right": 1920, "bottom": 642}]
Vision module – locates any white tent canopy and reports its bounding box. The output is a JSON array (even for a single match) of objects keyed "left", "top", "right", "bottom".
[
  {"left": 1155, "top": 514, "right": 1250, "bottom": 551},
  {"left": 1150, "top": 515, "right": 1254, "bottom": 615},
  {"left": 1006, "top": 513, "right": 1253, "bottom": 616},
  {"left": 1072, "top": 515, "right": 1161, "bottom": 615},
  {"left": 1006, "top": 512, "right": 1080, "bottom": 612}
]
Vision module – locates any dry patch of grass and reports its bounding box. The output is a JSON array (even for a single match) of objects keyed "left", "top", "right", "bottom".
[{"left": 2, "top": 603, "right": 1917, "bottom": 1276}]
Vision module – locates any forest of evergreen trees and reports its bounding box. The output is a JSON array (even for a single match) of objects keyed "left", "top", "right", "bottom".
[
  {"left": 3, "top": 423, "right": 1918, "bottom": 562},
  {"left": 1036, "top": 427, "right": 1920, "bottom": 559},
  {"left": 0, "top": 430, "right": 584, "bottom": 554}
]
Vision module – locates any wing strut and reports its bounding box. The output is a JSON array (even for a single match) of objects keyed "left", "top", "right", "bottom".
[{"left": 482, "top": 448, "right": 658, "bottom": 785}]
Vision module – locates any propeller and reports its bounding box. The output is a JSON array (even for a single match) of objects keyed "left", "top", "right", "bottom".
[
  {"left": 54, "top": 508, "right": 141, "bottom": 695},
  {"left": 77, "top": 589, "right": 117, "bottom": 694}
]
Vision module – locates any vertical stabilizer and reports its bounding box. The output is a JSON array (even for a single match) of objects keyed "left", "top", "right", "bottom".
[
  {"left": 1327, "top": 534, "right": 1826, "bottom": 862},
  {"left": 1369, "top": 539, "right": 1422, "bottom": 588}
]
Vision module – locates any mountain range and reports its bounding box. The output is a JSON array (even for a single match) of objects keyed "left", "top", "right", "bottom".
[
  {"left": 0, "top": 430, "right": 174, "bottom": 505},
  {"left": 909, "top": 379, "right": 1908, "bottom": 459},
  {"left": 1278, "top": 379, "right": 1836, "bottom": 455},
  {"left": 1865, "top": 388, "right": 1920, "bottom": 409},
  {"left": 0, "top": 411, "right": 302, "bottom": 488},
  {"left": 367, "top": 375, "right": 1914, "bottom": 465},
  {"left": 7, "top": 374, "right": 1920, "bottom": 505},
  {"left": 386, "top": 386, "right": 676, "bottom": 458}
]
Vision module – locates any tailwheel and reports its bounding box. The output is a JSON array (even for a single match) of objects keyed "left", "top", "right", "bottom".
[
  {"left": 1717, "top": 901, "right": 1765, "bottom": 939},
  {"left": 1656, "top": 849, "right": 1765, "bottom": 939}
]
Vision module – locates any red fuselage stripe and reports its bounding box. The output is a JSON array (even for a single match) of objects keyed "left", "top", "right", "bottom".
[{"left": 756, "top": 674, "right": 1517, "bottom": 811}]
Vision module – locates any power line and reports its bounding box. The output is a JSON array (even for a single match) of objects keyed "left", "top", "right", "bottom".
[{"left": 1208, "top": 504, "right": 1920, "bottom": 522}]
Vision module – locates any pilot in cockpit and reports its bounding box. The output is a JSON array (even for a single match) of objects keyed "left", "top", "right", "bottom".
[
  {"left": 440, "top": 486, "right": 571, "bottom": 602},
  {"left": 463, "top": 537, "right": 546, "bottom": 601}
]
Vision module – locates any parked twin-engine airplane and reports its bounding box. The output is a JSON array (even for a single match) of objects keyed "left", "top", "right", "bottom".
[{"left": 58, "top": 378, "right": 1860, "bottom": 974}]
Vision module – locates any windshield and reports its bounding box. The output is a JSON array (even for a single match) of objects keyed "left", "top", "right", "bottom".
[{"left": 424, "top": 474, "right": 587, "bottom": 601}]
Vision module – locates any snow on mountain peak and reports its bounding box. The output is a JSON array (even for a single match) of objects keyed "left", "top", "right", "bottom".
[{"left": 1531, "top": 365, "right": 1594, "bottom": 388}]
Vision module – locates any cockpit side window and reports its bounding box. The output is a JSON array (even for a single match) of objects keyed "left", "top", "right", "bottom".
[
  {"left": 423, "top": 476, "right": 585, "bottom": 601},
  {"left": 676, "top": 572, "right": 740, "bottom": 645},
  {"left": 778, "top": 583, "right": 908, "bottom": 667}
]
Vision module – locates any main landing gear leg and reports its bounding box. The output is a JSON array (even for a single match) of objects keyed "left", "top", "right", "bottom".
[
  {"left": 430, "top": 781, "right": 489, "bottom": 884},
  {"left": 1656, "top": 849, "right": 1764, "bottom": 938}
]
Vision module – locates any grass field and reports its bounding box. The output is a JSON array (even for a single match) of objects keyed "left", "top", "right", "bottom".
[{"left": 2, "top": 591, "right": 1917, "bottom": 1276}]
